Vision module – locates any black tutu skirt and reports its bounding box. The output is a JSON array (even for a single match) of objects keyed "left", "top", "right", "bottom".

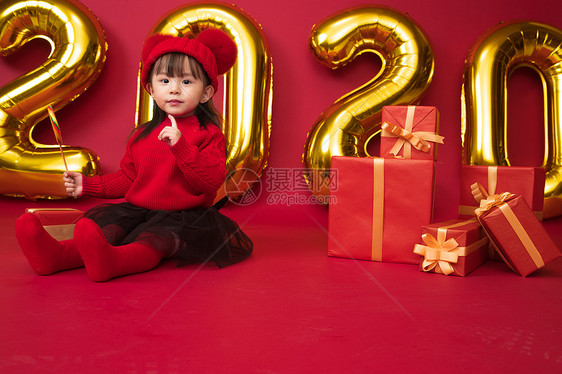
[{"left": 85, "top": 202, "right": 253, "bottom": 268}]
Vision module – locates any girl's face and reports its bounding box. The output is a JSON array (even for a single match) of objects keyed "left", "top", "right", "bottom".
[{"left": 146, "top": 54, "right": 214, "bottom": 118}]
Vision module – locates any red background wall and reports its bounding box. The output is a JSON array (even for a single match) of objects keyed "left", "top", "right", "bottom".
[{"left": 1, "top": 0, "right": 560, "bottom": 223}]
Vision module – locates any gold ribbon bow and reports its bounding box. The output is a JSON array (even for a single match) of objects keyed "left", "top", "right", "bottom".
[
  {"left": 471, "top": 182, "right": 515, "bottom": 216},
  {"left": 381, "top": 107, "right": 444, "bottom": 158},
  {"left": 413, "top": 233, "right": 460, "bottom": 275}
]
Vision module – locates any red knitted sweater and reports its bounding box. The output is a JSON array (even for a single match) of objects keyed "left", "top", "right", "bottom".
[{"left": 81, "top": 115, "right": 226, "bottom": 211}]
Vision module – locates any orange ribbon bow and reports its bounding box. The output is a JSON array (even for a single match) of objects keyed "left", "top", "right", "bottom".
[
  {"left": 471, "top": 182, "right": 515, "bottom": 216},
  {"left": 413, "top": 233, "right": 460, "bottom": 275},
  {"left": 381, "top": 122, "right": 444, "bottom": 157}
]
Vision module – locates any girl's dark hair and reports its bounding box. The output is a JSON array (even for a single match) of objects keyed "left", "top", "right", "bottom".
[{"left": 132, "top": 52, "right": 223, "bottom": 143}]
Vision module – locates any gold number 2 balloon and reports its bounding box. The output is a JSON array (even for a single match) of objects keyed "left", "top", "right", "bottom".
[
  {"left": 303, "top": 6, "right": 435, "bottom": 200},
  {"left": 136, "top": 1, "right": 272, "bottom": 203},
  {"left": 0, "top": 0, "right": 106, "bottom": 199},
  {"left": 462, "top": 21, "right": 562, "bottom": 218}
]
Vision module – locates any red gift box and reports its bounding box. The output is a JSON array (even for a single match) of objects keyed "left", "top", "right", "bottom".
[
  {"left": 328, "top": 156, "right": 434, "bottom": 264},
  {"left": 475, "top": 193, "right": 560, "bottom": 277},
  {"left": 380, "top": 106, "right": 443, "bottom": 160},
  {"left": 414, "top": 218, "right": 489, "bottom": 276},
  {"left": 459, "top": 165, "right": 545, "bottom": 220},
  {"left": 25, "top": 208, "right": 84, "bottom": 241}
]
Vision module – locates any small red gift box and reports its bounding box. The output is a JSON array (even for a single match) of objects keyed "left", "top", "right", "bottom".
[
  {"left": 459, "top": 165, "right": 545, "bottom": 220},
  {"left": 328, "top": 156, "right": 434, "bottom": 264},
  {"left": 25, "top": 208, "right": 84, "bottom": 241},
  {"left": 414, "top": 218, "right": 489, "bottom": 276},
  {"left": 380, "top": 106, "right": 443, "bottom": 160},
  {"left": 475, "top": 193, "right": 560, "bottom": 277}
]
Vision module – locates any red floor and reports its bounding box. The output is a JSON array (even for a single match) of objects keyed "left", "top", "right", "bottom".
[{"left": 1, "top": 197, "right": 562, "bottom": 373}]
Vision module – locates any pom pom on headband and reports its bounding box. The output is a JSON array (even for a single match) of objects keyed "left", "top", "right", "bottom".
[{"left": 141, "top": 29, "right": 237, "bottom": 92}]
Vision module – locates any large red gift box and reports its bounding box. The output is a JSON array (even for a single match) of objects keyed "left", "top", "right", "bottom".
[
  {"left": 380, "top": 106, "right": 443, "bottom": 160},
  {"left": 414, "top": 218, "right": 489, "bottom": 276},
  {"left": 459, "top": 165, "right": 545, "bottom": 220},
  {"left": 476, "top": 193, "right": 560, "bottom": 277},
  {"left": 328, "top": 156, "right": 434, "bottom": 264},
  {"left": 25, "top": 208, "right": 84, "bottom": 241}
]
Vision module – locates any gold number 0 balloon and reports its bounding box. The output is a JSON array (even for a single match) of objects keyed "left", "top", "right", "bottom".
[
  {"left": 136, "top": 1, "right": 272, "bottom": 203},
  {"left": 461, "top": 21, "right": 562, "bottom": 218},
  {"left": 303, "top": 6, "right": 434, "bottom": 200},
  {"left": 0, "top": 0, "right": 106, "bottom": 199}
]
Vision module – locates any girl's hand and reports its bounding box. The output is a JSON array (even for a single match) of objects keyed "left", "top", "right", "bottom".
[
  {"left": 63, "top": 171, "right": 83, "bottom": 197},
  {"left": 158, "top": 115, "right": 182, "bottom": 146}
]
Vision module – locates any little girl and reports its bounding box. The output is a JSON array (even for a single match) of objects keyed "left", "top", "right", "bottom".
[{"left": 15, "top": 29, "right": 253, "bottom": 281}]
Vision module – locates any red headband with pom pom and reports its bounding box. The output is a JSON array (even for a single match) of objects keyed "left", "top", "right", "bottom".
[{"left": 141, "top": 29, "right": 237, "bottom": 92}]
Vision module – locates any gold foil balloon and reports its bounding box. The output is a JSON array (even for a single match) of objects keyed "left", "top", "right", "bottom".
[
  {"left": 461, "top": 21, "right": 562, "bottom": 218},
  {"left": 0, "top": 0, "right": 106, "bottom": 199},
  {"left": 136, "top": 1, "right": 272, "bottom": 204},
  {"left": 303, "top": 5, "right": 435, "bottom": 201}
]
